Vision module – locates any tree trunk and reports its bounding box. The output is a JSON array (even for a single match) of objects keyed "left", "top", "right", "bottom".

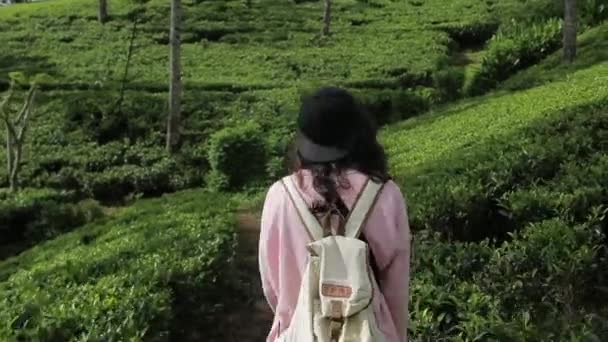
[
  {"left": 2, "top": 83, "right": 36, "bottom": 192},
  {"left": 563, "top": 0, "right": 577, "bottom": 63},
  {"left": 167, "top": 0, "right": 182, "bottom": 154},
  {"left": 9, "top": 142, "right": 21, "bottom": 192},
  {"left": 322, "top": 0, "right": 331, "bottom": 36},
  {"left": 6, "top": 133, "right": 13, "bottom": 191},
  {"left": 99, "top": 0, "right": 108, "bottom": 24}
]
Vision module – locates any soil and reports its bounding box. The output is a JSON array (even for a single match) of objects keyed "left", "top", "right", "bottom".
[{"left": 217, "top": 211, "right": 274, "bottom": 341}]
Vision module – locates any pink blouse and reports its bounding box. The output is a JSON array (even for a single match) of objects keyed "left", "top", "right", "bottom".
[{"left": 259, "top": 169, "right": 411, "bottom": 342}]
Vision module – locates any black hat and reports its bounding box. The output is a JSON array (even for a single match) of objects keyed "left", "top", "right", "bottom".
[{"left": 296, "top": 87, "right": 361, "bottom": 163}]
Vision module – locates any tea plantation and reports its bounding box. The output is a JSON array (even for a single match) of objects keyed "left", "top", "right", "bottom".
[{"left": 1, "top": 0, "right": 608, "bottom": 340}]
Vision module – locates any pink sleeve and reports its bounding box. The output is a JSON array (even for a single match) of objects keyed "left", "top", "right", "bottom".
[
  {"left": 366, "top": 181, "right": 412, "bottom": 342},
  {"left": 259, "top": 182, "right": 282, "bottom": 313}
]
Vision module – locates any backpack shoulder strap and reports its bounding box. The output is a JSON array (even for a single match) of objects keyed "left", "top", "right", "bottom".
[
  {"left": 344, "top": 179, "right": 384, "bottom": 239},
  {"left": 281, "top": 175, "right": 325, "bottom": 241}
]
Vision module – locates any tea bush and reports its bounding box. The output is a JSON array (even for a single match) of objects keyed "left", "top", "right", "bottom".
[
  {"left": 0, "top": 190, "right": 238, "bottom": 340},
  {"left": 467, "top": 18, "right": 562, "bottom": 95},
  {"left": 1, "top": 0, "right": 597, "bottom": 202},
  {"left": 1, "top": 0, "right": 607, "bottom": 340},
  {"left": 398, "top": 101, "right": 608, "bottom": 338},
  {"left": 482, "top": 218, "right": 608, "bottom": 325},
  {"left": 500, "top": 24, "right": 608, "bottom": 91},
  {"left": 497, "top": 0, "right": 608, "bottom": 26},
  {"left": 416, "top": 99, "right": 607, "bottom": 240},
  {"left": 352, "top": 88, "right": 433, "bottom": 125},
  {"left": 0, "top": 188, "right": 103, "bottom": 247},
  {"left": 207, "top": 121, "right": 268, "bottom": 191},
  {"left": 409, "top": 218, "right": 608, "bottom": 340},
  {"left": 384, "top": 62, "right": 608, "bottom": 238},
  {"left": 383, "top": 47, "right": 608, "bottom": 338}
]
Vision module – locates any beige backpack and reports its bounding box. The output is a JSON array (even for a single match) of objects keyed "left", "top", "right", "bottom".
[{"left": 279, "top": 175, "right": 386, "bottom": 342}]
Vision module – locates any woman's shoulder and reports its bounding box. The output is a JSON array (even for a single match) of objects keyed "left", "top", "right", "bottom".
[
  {"left": 381, "top": 178, "right": 402, "bottom": 192},
  {"left": 377, "top": 178, "right": 406, "bottom": 204},
  {"left": 267, "top": 177, "right": 288, "bottom": 198}
]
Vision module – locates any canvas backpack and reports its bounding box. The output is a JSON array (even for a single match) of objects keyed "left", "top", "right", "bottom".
[{"left": 278, "top": 175, "right": 386, "bottom": 342}]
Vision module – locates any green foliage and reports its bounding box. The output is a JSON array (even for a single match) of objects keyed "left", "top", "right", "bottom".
[
  {"left": 393, "top": 97, "right": 608, "bottom": 241},
  {"left": 383, "top": 62, "right": 607, "bottom": 175},
  {"left": 409, "top": 218, "right": 608, "bottom": 340},
  {"left": 207, "top": 121, "right": 268, "bottom": 191},
  {"left": 352, "top": 88, "right": 433, "bottom": 125},
  {"left": 0, "top": 190, "right": 238, "bottom": 340},
  {"left": 482, "top": 218, "right": 607, "bottom": 325},
  {"left": 438, "top": 20, "right": 499, "bottom": 48},
  {"left": 467, "top": 18, "right": 562, "bottom": 95},
  {"left": 580, "top": 0, "right": 608, "bottom": 25},
  {"left": 2, "top": 0, "right": 600, "bottom": 202},
  {"left": 0, "top": 1, "right": 607, "bottom": 340},
  {"left": 63, "top": 91, "right": 165, "bottom": 144},
  {"left": 384, "top": 58, "right": 608, "bottom": 338},
  {"left": 501, "top": 24, "right": 608, "bottom": 91},
  {"left": 433, "top": 66, "right": 466, "bottom": 102},
  {"left": 496, "top": 0, "right": 608, "bottom": 26},
  {"left": 0, "top": 188, "right": 103, "bottom": 247}
]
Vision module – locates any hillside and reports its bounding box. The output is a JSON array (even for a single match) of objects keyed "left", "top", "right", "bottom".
[
  {"left": 0, "top": 0, "right": 497, "bottom": 87},
  {"left": 1, "top": 0, "right": 608, "bottom": 340},
  {"left": 0, "top": 0, "right": 576, "bottom": 207}
]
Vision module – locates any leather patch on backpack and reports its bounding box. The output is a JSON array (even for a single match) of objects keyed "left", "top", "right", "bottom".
[{"left": 322, "top": 284, "right": 352, "bottom": 298}]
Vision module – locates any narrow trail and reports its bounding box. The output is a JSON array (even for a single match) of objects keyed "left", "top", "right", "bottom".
[{"left": 220, "top": 211, "right": 274, "bottom": 341}]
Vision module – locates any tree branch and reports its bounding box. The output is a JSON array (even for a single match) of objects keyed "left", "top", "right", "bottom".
[
  {"left": 16, "top": 84, "right": 37, "bottom": 126},
  {"left": 2, "top": 115, "right": 18, "bottom": 142},
  {"left": 16, "top": 87, "right": 36, "bottom": 142},
  {"left": 0, "top": 80, "right": 16, "bottom": 117}
]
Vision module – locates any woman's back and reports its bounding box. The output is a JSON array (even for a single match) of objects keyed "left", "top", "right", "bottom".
[{"left": 259, "top": 169, "right": 411, "bottom": 342}]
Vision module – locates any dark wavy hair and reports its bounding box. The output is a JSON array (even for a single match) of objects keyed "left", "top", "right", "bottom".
[{"left": 288, "top": 100, "right": 390, "bottom": 216}]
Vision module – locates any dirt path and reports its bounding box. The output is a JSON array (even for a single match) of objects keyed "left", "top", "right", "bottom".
[{"left": 221, "top": 211, "right": 274, "bottom": 341}]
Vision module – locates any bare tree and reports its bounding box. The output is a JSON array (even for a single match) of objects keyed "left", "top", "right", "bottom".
[
  {"left": 563, "top": 0, "right": 577, "bottom": 63},
  {"left": 116, "top": 20, "right": 139, "bottom": 113},
  {"left": 166, "top": 0, "right": 182, "bottom": 154},
  {"left": 0, "top": 79, "right": 37, "bottom": 192},
  {"left": 322, "top": 0, "right": 332, "bottom": 36},
  {"left": 98, "top": 0, "right": 108, "bottom": 24}
]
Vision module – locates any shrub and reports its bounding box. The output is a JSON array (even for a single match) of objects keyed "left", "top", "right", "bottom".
[
  {"left": 0, "top": 191, "right": 237, "bottom": 341},
  {"left": 83, "top": 166, "right": 137, "bottom": 203},
  {"left": 502, "top": 153, "right": 608, "bottom": 227},
  {"left": 0, "top": 189, "right": 103, "bottom": 248},
  {"left": 384, "top": 71, "right": 608, "bottom": 339},
  {"left": 63, "top": 91, "right": 165, "bottom": 144},
  {"left": 410, "top": 218, "right": 608, "bottom": 340},
  {"left": 207, "top": 121, "right": 268, "bottom": 191},
  {"left": 479, "top": 218, "right": 608, "bottom": 339},
  {"left": 467, "top": 18, "right": 562, "bottom": 95},
  {"left": 352, "top": 88, "right": 431, "bottom": 125},
  {"left": 264, "top": 129, "right": 293, "bottom": 181},
  {"left": 439, "top": 20, "right": 499, "bottom": 48},
  {"left": 497, "top": 0, "right": 608, "bottom": 26},
  {"left": 401, "top": 100, "right": 608, "bottom": 241},
  {"left": 433, "top": 66, "right": 465, "bottom": 102},
  {"left": 580, "top": 0, "right": 608, "bottom": 25}
]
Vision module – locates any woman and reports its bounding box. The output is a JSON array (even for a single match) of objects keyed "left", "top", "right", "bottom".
[{"left": 259, "top": 86, "right": 411, "bottom": 342}]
